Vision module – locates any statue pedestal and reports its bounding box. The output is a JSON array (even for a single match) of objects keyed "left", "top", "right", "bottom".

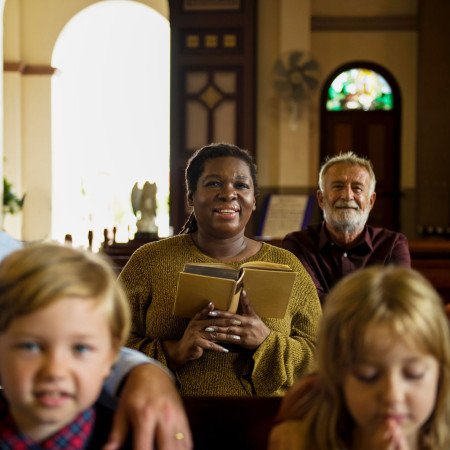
[
  {"left": 134, "top": 231, "right": 158, "bottom": 241},
  {"left": 101, "top": 230, "right": 159, "bottom": 274}
]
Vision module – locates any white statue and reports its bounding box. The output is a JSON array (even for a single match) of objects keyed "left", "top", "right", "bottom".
[{"left": 131, "top": 181, "right": 158, "bottom": 235}]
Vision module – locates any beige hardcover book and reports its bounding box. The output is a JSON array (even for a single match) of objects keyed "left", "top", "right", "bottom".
[{"left": 173, "top": 261, "right": 296, "bottom": 318}]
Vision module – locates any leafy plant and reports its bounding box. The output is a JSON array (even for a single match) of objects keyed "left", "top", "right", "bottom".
[{"left": 3, "top": 177, "right": 25, "bottom": 215}]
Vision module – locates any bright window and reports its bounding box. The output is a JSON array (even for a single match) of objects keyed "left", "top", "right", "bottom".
[
  {"left": 51, "top": 1, "right": 170, "bottom": 249},
  {"left": 327, "top": 68, "right": 393, "bottom": 111}
]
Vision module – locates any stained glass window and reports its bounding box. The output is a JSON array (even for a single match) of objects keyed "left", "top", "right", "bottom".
[{"left": 326, "top": 68, "right": 393, "bottom": 111}]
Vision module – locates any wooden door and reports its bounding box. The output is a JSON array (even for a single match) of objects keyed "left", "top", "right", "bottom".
[
  {"left": 169, "top": 0, "right": 257, "bottom": 234},
  {"left": 320, "top": 63, "right": 401, "bottom": 231}
]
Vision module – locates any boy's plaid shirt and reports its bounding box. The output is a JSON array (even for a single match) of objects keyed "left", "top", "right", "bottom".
[{"left": 0, "top": 393, "right": 95, "bottom": 449}]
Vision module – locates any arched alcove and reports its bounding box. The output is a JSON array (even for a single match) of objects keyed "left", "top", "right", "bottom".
[
  {"left": 320, "top": 61, "right": 401, "bottom": 231},
  {"left": 2, "top": 0, "right": 169, "bottom": 243},
  {"left": 50, "top": 1, "right": 170, "bottom": 248}
]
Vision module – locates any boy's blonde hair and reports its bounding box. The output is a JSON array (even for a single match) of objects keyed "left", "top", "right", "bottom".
[
  {"left": 312, "top": 266, "right": 450, "bottom": 449},
  {"left": 0, "top": 242, "right": 130, "bottom": 350}
]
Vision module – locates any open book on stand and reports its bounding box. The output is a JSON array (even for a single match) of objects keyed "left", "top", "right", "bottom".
[{"left": 174, "top": 261, "right": 296, "bottom": 318}]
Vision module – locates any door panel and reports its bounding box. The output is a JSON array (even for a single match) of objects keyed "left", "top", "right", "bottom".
[
  {"left": 321, "top": 111, "right": 399, "bottom": 230},
  {"left": 169, "top": 1, "right": 257, "bottom": 233}
]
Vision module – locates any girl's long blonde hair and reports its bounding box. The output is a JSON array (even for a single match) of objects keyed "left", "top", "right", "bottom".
[{"left": 310, "top": 266, "right": 450, "bottom": 449}]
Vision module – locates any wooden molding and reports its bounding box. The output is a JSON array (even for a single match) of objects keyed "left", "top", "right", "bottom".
[
  {"left": 4, "top": 61, "right": 57, "bottom": 75},
  {"left": 312, "top": 15, "right": 418, "bottom": 32},
  {"left": 4, "top": 61, "right": 25, "bottom": 72}
]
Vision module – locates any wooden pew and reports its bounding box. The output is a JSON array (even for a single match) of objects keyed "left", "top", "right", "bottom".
[
  {"left": 409, "top": 239, "right": 450, "bottom": 304},
  {"left": 182, "top": 396, "right": 281, "bottom": 450}
]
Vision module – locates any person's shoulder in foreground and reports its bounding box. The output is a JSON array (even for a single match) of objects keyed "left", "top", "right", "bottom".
[
  {"left": 269, "top": 265, "right": 450, "bottom": 450},
  {"left": 0, "top": 230, "right": 23, "bottom": 261}
]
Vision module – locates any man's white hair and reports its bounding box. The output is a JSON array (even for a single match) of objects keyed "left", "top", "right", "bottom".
[{"left": 318, "top": 151, "right": 376, "bottom": 195}]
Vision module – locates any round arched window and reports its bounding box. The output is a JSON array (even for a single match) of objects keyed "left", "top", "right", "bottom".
[{"left": 326, "top": 68, "right": 393, "bottom": 111}]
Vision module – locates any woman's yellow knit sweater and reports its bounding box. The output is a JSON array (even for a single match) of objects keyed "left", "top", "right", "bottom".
[{"left": 119, "top": 234, "right": 321, "bottom": 396}]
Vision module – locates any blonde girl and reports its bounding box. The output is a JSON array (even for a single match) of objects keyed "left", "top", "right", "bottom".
[{"left": 269, "top": 266, "right": 450, "bottom": 450}]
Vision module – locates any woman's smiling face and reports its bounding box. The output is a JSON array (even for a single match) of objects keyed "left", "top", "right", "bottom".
[{"left": 191, "top": 156, "right": 256, "bottom": 239}]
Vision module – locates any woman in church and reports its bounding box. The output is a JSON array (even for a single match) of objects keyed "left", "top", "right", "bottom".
[{"left": 118, "top": 142, "right": 321, "bottom": 396}]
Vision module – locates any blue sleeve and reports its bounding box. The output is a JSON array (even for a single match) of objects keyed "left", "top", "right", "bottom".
[{"left": 103, "top": 347, "right": 174, "bottom": 397}]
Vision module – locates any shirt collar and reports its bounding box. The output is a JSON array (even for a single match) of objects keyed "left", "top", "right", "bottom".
[
  {"left": 0, "top": 394, "right": 95, "bottom": 450},
  {"left": 319, "top": 222, "right": 373, "bottom": 253}
]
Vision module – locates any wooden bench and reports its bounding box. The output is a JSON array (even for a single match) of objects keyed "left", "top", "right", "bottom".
[
  {"left": 409, "top": 239, "right": 450, "bottom": 304},
  {"left": 182, "top": 396, "right": 281, "bottom": 450}
]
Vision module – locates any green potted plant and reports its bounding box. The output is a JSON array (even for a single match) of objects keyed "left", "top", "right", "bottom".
[{"left": 3, "top": 177, "right": 25, "bottom": 216}]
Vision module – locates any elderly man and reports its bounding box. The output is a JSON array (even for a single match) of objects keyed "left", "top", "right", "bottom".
[{"left": 282, "top": 152, "right": 410, "bottom": 304}]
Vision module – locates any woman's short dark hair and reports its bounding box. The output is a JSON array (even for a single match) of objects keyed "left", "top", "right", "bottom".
[
  {"left": 185, "top": 142, "right": 258, "bottom": 198},
  {"left": 180, "top": 142, "right": 258, "bottom": 234}
]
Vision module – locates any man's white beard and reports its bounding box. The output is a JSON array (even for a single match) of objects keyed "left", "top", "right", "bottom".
[{"left": 323, "top": 201, "right": 370, "bottom": 235}]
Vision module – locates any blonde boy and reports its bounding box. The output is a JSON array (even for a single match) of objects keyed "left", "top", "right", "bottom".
[{"left": 0, "top": 242, "right": 130, "bottom": 448}]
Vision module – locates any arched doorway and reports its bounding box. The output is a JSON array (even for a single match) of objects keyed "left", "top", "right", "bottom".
[{"left": 320, "top": 62, "right": 401, "bottom": 231}]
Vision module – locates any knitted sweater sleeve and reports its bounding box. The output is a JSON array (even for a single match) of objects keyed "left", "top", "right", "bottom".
[
  {"left": 118, "top": 243, "right": 167, "bottom": 364},
  {"left": 251, "top": 251, "right": 321, "bottom": 396}
]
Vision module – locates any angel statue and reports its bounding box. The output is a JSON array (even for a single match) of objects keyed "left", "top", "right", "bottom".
[{"left": 131, "top": 181, "right": 158, "bottom": 236}]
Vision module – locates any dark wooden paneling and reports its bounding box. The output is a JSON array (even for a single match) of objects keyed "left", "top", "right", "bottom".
[
  {"left": 183, "top": 396, "right": 281, "bottom": 450},
  {"left": 169, "top": 0, "right": 257, "bottom": 233}
]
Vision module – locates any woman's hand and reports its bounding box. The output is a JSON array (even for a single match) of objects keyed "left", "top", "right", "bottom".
[
  {"left": 163, "top": 290, "right": 271, "bottom": 370},
  {"left": 162, "top": 302, "right": 230, "bottom": 370},
  {"left": 203, "top": 290, "right": 271, "bottom": 351}
]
